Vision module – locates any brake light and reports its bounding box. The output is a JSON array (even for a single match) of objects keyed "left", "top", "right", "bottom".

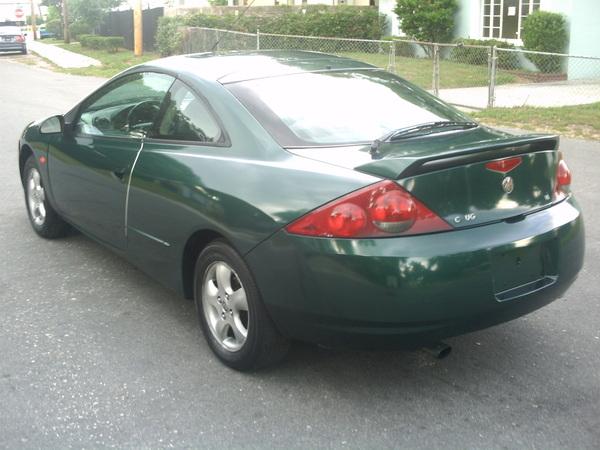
[
  {"left": 485, "top": 156, "right": 522, "bottom": 174},
  {"left": 285, "top": 180, "right": 451, "bottom": 238},
  {"left": 556, "top": 159, "right": 571, "bottom": 187},
  {"left": 555, "top": 154, "right": 571, "bottom": 200},
  {"left": 16, "top": 35, "right": 24, "bottom": 43}
]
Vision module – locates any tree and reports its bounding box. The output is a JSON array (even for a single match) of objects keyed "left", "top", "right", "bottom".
[
  {"left": 41, "top": 0, "right": 122, "bottom": 40},
  {"left": 69, "top": 0, "right": 121, "bottom": 31},
  {"left": 394, "top": 0, "right": 458, "bottom": 44}
]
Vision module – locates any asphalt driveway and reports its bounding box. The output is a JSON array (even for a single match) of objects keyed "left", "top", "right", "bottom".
[{"left": 1, "top": 55, "right": 599, "bottom": 449}]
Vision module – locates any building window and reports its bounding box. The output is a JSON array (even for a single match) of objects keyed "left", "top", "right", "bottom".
[
  {"left": 482, "top": 0, "right": 541, "bottom": 40},
  {"left": 519, "top": 0, "right": 541, "bottom": 38},
  {"left": 482, "top": 0, "right": 502, "bottom": 39}
]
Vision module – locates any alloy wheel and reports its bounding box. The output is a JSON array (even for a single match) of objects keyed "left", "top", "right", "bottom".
[
  {"left": 27, "top": 168, "right": 46, "bottom": 226},
  {"left": 202, "top": 261, "right": 249, "bottom": 352}
]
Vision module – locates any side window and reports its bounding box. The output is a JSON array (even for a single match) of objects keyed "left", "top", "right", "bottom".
[
  {"left": 76, "top": 72, "right": 174, "bottom": 137},
  {"left": 154, "top": 80, "right": 222, "bottom": 143}
]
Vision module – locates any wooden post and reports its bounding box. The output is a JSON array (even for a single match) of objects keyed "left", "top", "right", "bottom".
[
  {"left": 30, "top": 0, "right": 37, "bottom": 40},
  {"left": 62, "top": 0, "right": 70, "bottom": 44},
  {"left": 134, "top": 0, "right": 143, "bottom": 56}
]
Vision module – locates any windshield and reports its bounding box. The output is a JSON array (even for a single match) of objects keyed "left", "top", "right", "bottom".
[
  {"left": 226, "top": 70, "right": 470, "bottom": 147},
  {"left": 0, "top": 27, "right": 22, "bottom": 35}
]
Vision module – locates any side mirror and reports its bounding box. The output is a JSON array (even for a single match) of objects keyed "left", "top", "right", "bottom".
[{"left": 40, "top": 115, "right": 64, "bottom": 134}]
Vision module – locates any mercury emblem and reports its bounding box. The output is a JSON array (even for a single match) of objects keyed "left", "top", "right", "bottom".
[{"left": 502, "top": 176, "right": 514, "bottom": 194}]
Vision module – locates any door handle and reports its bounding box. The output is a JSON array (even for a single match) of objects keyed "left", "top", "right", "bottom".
[{"left": 113, "top": 167, "right": 129, "bottom": 180}]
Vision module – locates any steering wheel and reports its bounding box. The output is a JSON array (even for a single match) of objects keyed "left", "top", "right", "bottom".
[{"left": 126, "top": 100, "right": 161, "bottom": 132}]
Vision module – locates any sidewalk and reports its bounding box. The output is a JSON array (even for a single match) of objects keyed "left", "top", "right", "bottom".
[
  {"left": 28, "top": 40, "right": 101, "bottom": 69},
  {"left": 439, "top": 80, "right": 600, "bottom": 109}
]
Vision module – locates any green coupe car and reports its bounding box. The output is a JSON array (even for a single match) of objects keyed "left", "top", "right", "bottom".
[{"left": 18, "top": 51, "right": 584, "bottom": 370}]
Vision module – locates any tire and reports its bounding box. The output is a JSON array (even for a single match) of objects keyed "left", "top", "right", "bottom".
[
  {"left": 23, "top": 155, "right": 70, "bottom": 239},
  {"left": 21, "top": 47, "right": 27, "bottom": 55},
  {"left": 194, "top": 240, "right": 290, "bottom": 371}
]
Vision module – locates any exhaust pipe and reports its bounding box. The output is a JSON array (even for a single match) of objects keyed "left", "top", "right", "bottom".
[{"left": 422, "top": 342, "right": 452, "bottom": 359}]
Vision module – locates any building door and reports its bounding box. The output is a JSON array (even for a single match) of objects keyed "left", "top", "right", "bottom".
[
  {"left": 483, "top": 0, "right": 541, "bottom": 41},
  {"left": 502, "top": 0, "right": 519, "bottom": 39}
]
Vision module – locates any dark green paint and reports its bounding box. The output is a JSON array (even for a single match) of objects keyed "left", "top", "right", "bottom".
[{"left": 246, "top": 198, "right": 584, "bottom": 347}]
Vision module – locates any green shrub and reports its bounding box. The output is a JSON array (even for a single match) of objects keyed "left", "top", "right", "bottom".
[
  {"left": 46, "top": 19, "right": 62, "bottom": 38},
  {"left": 450, "top": 38, "right": 519, "bottom": 70},
  {"left": 69, "top": 20, "right": 93, "bottom": 39},
  {"left": 184, "top": 6, "right": 386, "bottom": 40},
  {"left": 393, "top": 0, "right": 458, "bottom": 43},
  {"left": 521, "top": 11, "right": 568, "bottom": 73},
  {"left": 156, "top": 16, "right": 184, "bottom": 56},
  {"left": 156, "top": 7, "right": 385, "bottom": 56},
  {"left": 80, "top": 34, "right": 124, "bottom": 53}
]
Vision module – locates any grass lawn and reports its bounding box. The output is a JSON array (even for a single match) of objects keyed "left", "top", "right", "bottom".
[
  {"left": 473, "top": 102, "right": 600, "bottom": 141},
  {"left": 337, "top": 52, "right": 516, "bottom": 90},
  {"left": 40, "top": 38, "right": 160, "bottom": 78}
]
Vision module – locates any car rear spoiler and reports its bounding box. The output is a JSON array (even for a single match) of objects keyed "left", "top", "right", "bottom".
[{"left": 355, "top": 134, "right": 559, "bottom": 180}]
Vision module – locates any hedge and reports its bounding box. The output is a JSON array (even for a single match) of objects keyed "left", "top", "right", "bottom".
[
  {"left": 156, "top": 6, "right": 386, "bottom": 56},
  {"left": 79, "top": 35, "right": 124, "bottom": 53},
  {"left": 450, "top": 38, "right": 519, "bottom": 70},
  {"left": 185, "top": 6, "right": 385, "bottom": 39}
]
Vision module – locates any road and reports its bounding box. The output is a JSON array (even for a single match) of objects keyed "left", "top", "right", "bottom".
[{"left": 1, "top": 54, "right": 599, "bottom": 449}]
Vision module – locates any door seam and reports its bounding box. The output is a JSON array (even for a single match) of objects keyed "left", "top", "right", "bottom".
[{"left": 124, "top": 139, "right": 145, "bottom": 238}]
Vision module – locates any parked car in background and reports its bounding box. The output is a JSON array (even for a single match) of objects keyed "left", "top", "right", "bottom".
[
  {"left": 0, "top": 26, "right": 26, "bottom": 54},
  {"left": 38, "top": 25, "right": 55, "bottom": 39},
  {"left": 17, "top": 51, "right": 584, "bottom": 371}
]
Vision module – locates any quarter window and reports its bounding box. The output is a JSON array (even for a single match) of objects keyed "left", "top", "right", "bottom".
[
  {"left": 154, "top": 80, "right": 222, "bottom": 143},
  {"left": 76, "top": 72, "right": 174, "bottom": 137}
]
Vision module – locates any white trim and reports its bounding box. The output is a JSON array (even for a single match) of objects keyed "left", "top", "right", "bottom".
[
  {"left": 499, "top": 0, "right": 504, "bottom": 40},
  {"left": 517, "top": 0, "right": 522, "bottom": 39},
  {"left": 124, "top": 140, "right": 144, "bottom": 238}
]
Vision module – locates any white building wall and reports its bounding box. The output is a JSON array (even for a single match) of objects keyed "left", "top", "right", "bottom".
[
  {"left": 454, "top": 0, "right": 482, "bottom": 39},
  {"left": 378, "top": 0, "right": 401, "bottom": 36}
]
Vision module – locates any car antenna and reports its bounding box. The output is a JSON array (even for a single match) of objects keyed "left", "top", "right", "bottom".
[{"left": 210, "top": 0, "right": 258, "bottom": 53}]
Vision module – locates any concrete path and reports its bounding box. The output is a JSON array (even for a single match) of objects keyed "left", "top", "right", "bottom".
[
  {"left": 440, "top": 80, "right": 600, "bottom": 109},
  {"left": 28, "top": 40, "right": 101, "bottom": 69}
]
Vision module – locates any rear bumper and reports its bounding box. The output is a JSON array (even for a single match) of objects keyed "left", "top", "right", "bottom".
[
  {"left": 246, "top": 197, "right": 584, "bottom": 348},
  {"left": 0, "top": 42, "right": 26, "bottom": 52}
]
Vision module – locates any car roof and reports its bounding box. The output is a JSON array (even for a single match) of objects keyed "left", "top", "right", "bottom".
[{"left": 143, "top": 50, "right": 377, "bottom": 84}]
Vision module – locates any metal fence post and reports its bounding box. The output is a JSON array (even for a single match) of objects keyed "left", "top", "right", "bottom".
[
  {"left": 432, "top": 44, "right": 440, "bottom": 97},
  {"left": 488, "top": 45, "right": 497, "bottom": 108},
  {"left": 256, "top": 28, "right": 260, "bottom": 50},
  {"left": 387, "top": 40, "right": 396, "bottom": 74}
]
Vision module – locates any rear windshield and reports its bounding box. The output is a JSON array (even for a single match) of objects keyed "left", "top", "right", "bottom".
[
  {"left": 226, "top": 70, "right": 469, "bottom": 147},
  {"left": 0, "top": 27, "right": 22, "bottom": 35}
]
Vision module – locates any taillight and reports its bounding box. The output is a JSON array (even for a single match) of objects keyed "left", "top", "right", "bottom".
[
  {"left": 285, "top": 180, "right": 451, "bottom": 238},
  {"left": 16, "top": 35, "right": 24, "bottom": 43},
  {"left": 557, "top": 159, "right": 571, "bottom": 187},
  {"left": 555, "top": 153, "right": 571, "bottom": 199}
]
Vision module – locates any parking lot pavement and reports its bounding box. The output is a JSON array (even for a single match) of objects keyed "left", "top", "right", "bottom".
[{"left": 1, "top": 57, "right": 599, "bottom": 449}]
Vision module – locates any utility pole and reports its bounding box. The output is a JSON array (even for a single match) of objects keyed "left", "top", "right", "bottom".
[
  {"left": 30, "top": 0, "right": 37, "bottom": 40},
  {"left": 133, "top": 0, "right": 143, "bottom": 56},
  {"left": 62, "top": 0, "right": 70, "bottom": 44}
]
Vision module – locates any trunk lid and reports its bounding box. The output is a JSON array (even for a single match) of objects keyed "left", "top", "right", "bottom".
[{"left": 289, "top": 127, "right": 560, "bottom": 228}]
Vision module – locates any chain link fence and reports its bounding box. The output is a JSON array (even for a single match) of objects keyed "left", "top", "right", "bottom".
[{"left": 181, "top": 27, "right": 600, "bottom": 110}]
